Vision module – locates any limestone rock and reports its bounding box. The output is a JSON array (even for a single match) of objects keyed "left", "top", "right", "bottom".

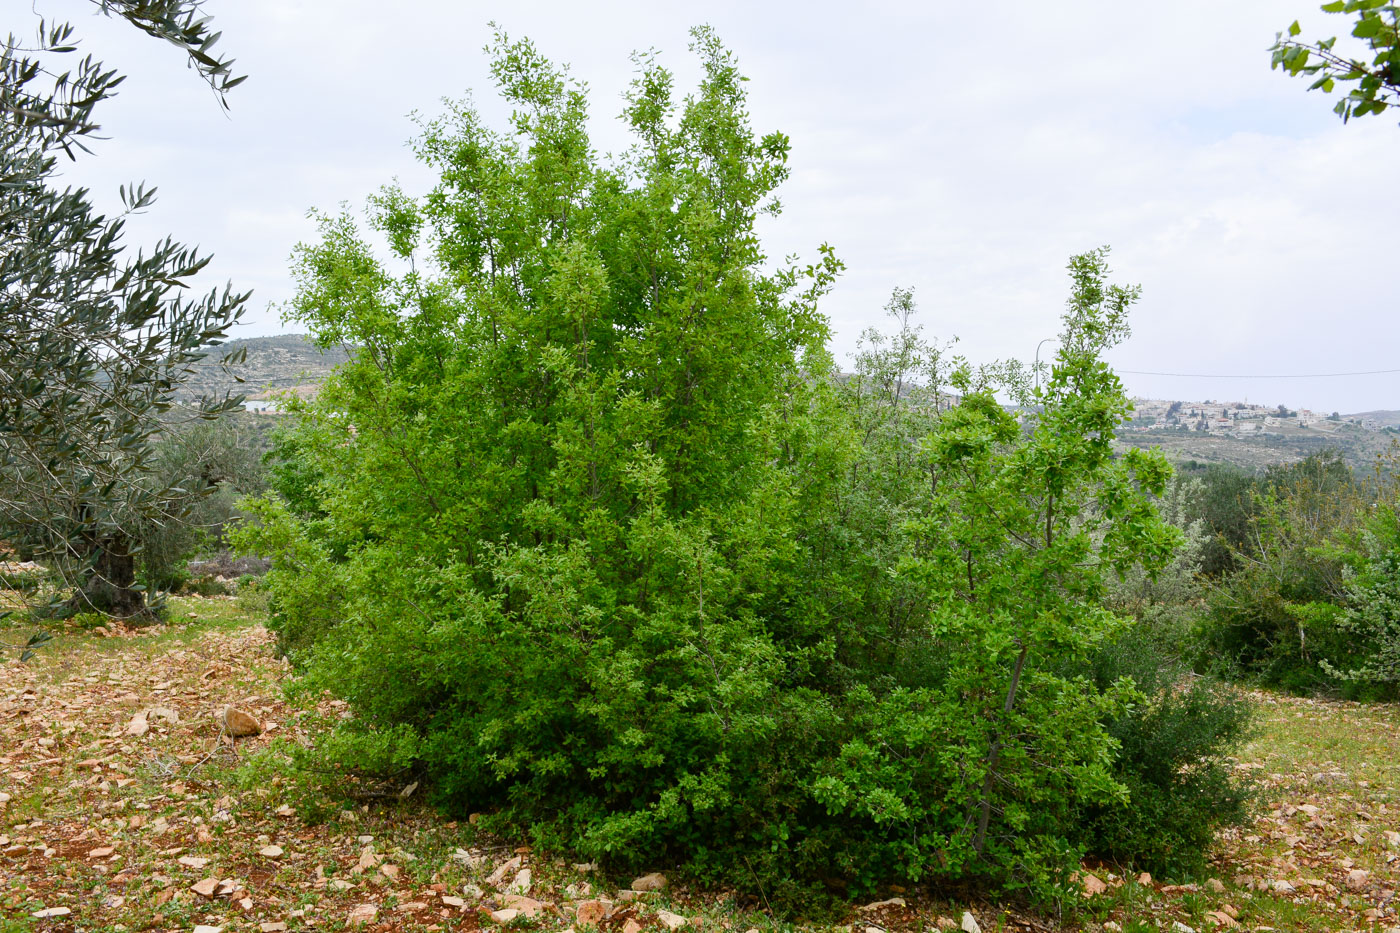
[
  {"left": 219, "top": 706, "right": 262, "bottom": 738},
  {"left": 631, "top": 872, "right": 668, "bottom": 892},
  {"left": 486, "top": 855, "right": 522, "bottom": 888},
  {"left": 347, "top": 904, "right": 378, "bottom": 925},
  {"left": 576, "top": 900, "right": 610, "bottom": 927},
  {"left": 961, "top": 911, "right": 982, "bottom": 933},
  {"left": 506, "top": 867, "right": 532, "bottom": 895},
  {"left": 500, "top": 894, "right": 548, "bottom": 918},
  {"left": 657, "top": 909, "right": 689, "bottom": 931}
]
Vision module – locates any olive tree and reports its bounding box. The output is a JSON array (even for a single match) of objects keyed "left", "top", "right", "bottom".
[{"left": 1, "top": 1, "right": 248, "bottom": 626}]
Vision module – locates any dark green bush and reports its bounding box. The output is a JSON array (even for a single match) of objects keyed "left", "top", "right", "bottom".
[{"left": 1078, "top": 630, "right": 1257, "bottom": 876}]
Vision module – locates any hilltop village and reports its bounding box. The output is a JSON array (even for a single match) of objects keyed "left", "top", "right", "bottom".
[{"left": 1125, "top": 398, "right": 1395, "bottom": 437}]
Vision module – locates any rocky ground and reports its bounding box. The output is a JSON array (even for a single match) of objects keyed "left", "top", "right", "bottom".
[{"left": 3, "top": 599, "right": 1400, "bottom": 932}]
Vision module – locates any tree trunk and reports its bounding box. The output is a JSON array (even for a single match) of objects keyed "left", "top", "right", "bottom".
[
  {"left": 972, "top": 638, "right": 1029, "bottom": 857},
  {"left": 69, "top": 536, "right": 145, "bottom": 617}
]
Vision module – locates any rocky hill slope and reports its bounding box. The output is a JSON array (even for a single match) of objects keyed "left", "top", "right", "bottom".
[{"left": 177, "top": 334, "right": 349, "bottom": 402}]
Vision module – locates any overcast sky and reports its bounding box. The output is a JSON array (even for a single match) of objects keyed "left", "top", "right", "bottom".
[{"left": 35, "top": 0, "right": 1400, "bottom": 413}]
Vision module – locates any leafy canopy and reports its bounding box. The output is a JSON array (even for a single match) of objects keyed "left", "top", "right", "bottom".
[
  {"left": 1272, "top": 1, "right": 1400, "bottom": 123},
  {"left": 239, "top": 29, "right": 1222, "bottom": 904}
]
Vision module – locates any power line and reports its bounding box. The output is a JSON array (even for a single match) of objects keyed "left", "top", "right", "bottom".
[{"left": 1117, "top": 367, "right": 1400, "bottom": 379}]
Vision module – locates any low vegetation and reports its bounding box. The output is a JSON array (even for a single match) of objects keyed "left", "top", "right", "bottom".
[{"left": 4, "top": 602, "right": 1400, "bottom": 932}]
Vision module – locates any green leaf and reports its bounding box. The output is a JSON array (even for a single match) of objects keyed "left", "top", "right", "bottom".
[{"left": 1289, "top": 19, "right": 1303, "bottom": 36}]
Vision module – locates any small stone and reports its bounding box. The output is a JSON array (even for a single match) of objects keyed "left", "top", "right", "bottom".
[
  {"left": 860, "top": 897, "right": 907, "bottom": 910},
  {"left": 1136, "top": 871, "right": 1152, "bottom": 886},
  {"left": 442, "top": 895, "right": 465, "bottom": 908},
  {"left": 125, "top": 713, "right": 149, "bottom": 736},
  {"left": 623, "top": 920, "right": 644, "bottom": 933},
  {"left": 1103, "top": 923, "right": 1122, "bottom": 933},
  {"left": 462, "top": 883, "right": 484, "bottom": 899},
  {"left": 500, "top": 894, "right": 548, "bottom": 918},
  {"left": 31, "top": 907, "right": 72, "bottom": 919},
  {"left": 631, "top": 872, "right": 668, "bottom": 892},
  {"left": 486, "top": 855, "right": 522, "bottom": 888},
  {"left": 347, "top": 904, "right": 378, "bottom": 925},
  {"left": 1172, "top": 923, "right": 1197, "bottom": 933},
  {"left": 506, "top": 867, "right": 532, "bottom": 894},
  {"left": 191, "top": 877, "right": 220, "bottom": 897},
  {"left": 219, "top": 706, "right": 262, "bottom": 738},
  {"left": 961, "top": 912, "right": 982, "bottom": 933},
  {"left": 193, "top": 926, "right": 223, "bottom": 933},
  {"left": 260, "top": 924, "right": 288, "bottom": 933},
  {"left": 491, "top": 908, "right": 521, "bottom": 923},
  {"left": 1206, "top": 877, "right": 1225, "bottom": 893},
  {"left": 935, "top": 920, "right": 958, "bottom": 932},
  {"left": 148, "top": 706, "right": 180, "bottom": 724},
  {"left": 259, "top": 845, "right": 284, "bottom": 859},
  {"left": 572, "top": 861, "right": 598, "bottom": 872},
  {"left": 354, "top": 847, "right": 380, "bottom": 873},
  {"left": 178, "top": 856, "right": 210, "bottom": 869},
  {"left": 1081, "top": 873, "right": 1108, "bottom": 896},
  {"left": 657, "top": 910, "right": 689, "bottom": 931},
  {"left": 1347, "top": 868, "right": 1371, "bottom": 891},
  {"left": 576, "top": 900, "right": 609, "bottom": 927},
  {"left": 1272, "top": 879, "right": 1296, "bottom": 894},
  {"left": 88, "top": 846, "right": 115, "bottom": 858}
]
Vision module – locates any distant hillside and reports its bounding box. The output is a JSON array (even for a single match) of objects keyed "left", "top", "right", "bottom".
[
  {"left": 1116, "top": 422, "right": 1397, "bottom": 473},
  {"left": 1346, "top": 410, "right": 1400, "bottom": 428},
  {"left": 178, "top": 334, "right": 349, "bottom": 402}
]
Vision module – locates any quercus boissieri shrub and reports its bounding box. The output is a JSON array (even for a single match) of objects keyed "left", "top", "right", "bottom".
[{"left": 237, "top": 30, "right": 1252, "bottom": 902}]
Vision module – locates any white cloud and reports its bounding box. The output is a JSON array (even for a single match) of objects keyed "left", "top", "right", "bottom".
[{"left": 32, "top": 0, "right": 1400, "bottom": 411}]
